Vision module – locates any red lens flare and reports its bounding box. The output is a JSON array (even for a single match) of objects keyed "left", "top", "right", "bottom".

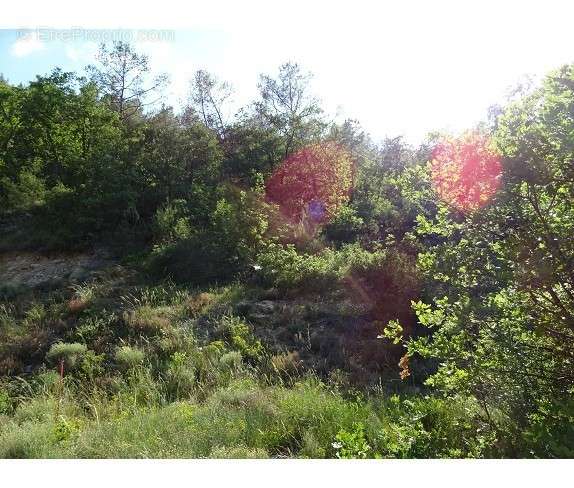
[
  {"left": 431, "top": 133, "right": 502, "bottom": 212},
  {"left": 265, "top": 141, "right": 354, "bottom": 225}
]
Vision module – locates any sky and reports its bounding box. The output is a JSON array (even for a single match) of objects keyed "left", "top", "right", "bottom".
[{"left": 2, "top": 0, "right": 574, "bottom": 144}]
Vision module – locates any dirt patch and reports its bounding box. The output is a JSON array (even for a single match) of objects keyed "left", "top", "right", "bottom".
[{"left": 0, "top": 250, "right": 113, "bottom": 289}]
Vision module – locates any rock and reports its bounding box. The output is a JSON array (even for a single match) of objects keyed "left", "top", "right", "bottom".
[
  {"left": 236, "top": 300, "right": 277, "bottom": 318},
  {"left": 250, "top": 314, "right": 271, "bottom": 324},
  {"left": 69, "top": 266, "right": 91, "bottom": 283},
  {"left": 259, "top": 288, "right": 280, "bottom": 300},
  {"left": 235, "top": 301, "right": 253, "bottom": 315},
  {"left": 252, "top": 300, "right": 276, "bottom": 315}
]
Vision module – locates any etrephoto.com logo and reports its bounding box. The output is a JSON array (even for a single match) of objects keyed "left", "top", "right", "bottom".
[{"left": 15, "top": 28, "right": 175, "bottom": 43}]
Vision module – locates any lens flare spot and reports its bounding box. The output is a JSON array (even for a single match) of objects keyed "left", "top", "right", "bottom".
[
  {"left": 307, "top": 200, "right": 326, "bottom": 222},
  {"left": 431, "top": 132, "right": 502, "bottom": 212},
  {"left": 265, "top": 142, "right": 353, "bottom": 225}
]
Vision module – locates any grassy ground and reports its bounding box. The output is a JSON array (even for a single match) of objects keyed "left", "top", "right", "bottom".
[
  {"left": 0, "top": 260, "right": 497, "bottom": 459},
  {"left": 0, "top": 375, "right": 491, "bottom": 459}
]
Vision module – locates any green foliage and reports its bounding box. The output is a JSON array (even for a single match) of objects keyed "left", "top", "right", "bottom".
[
  {"left": 332, "top": 423, "right": 372, "bottom": 459},
  {"left": 53, "top": 417, "right": 81, "bottom": 444},
  {"left": 46, "top": 343, "right": 88, "bottom": 370},
  {"left": 255, "top": 242, "right": 387, "bottom": 292},
  {"left": 152, "top": 199, "right": 193, "bottom": 246},
  {"left": 522, "top": 398, "right": 574, "bottom": 458},
  {"left": 255, "top": 62, "right": 324, "bottom": 156},
  {"left": 220, "top": 316, "right": 263, "bottom": 362},
  {"left": 219, "top": 351, "right": 243, "bottom": 372},
  {"left": 373, "top": 394, "right": 496, "bottom": 458},
  {"left": 256, "top": 242, "right": 340, "bottom": 291},
  {"left": 0, "top": 387, "right": 11, "bottom": 415},
  {"left": 323, "top": 205, "right": 365, "bottom": 244},
  {"left": 1, "top": 170, "right": 47, "bottom": 211},
  {"left": 115, "top": 346, "right": 145, "bottom": 369},
  {"left": 78, "top": 350, "right": 106, "bottom": 380},
  {"left": 400, "top": 64, "right": 574, "bottom": 455},
  {"left": 224, "top": 123, "right": 284, "bottom": 179},
  {"left": 149, "top": 186, "right": 269, "bottom": 285},
  {"left": 381, "top": 320, "right": 404, "bottom": 345}
]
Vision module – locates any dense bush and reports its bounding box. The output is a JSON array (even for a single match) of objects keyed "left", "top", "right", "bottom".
[
  {"left": 255, "top": 242, "right": 380, "bottom": 291},
  {"left": 46, "top": 343, "right": 88, "bottom": 371}
]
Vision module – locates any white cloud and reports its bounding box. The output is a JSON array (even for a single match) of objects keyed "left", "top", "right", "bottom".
[
  {"left": 11, "top": 34, "right": 46, "bottom": 57},
  {"left": 65, "top": 42, "right": 98, "bottom": 63}
]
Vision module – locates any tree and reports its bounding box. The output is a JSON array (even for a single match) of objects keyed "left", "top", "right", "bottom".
[
  {"left": 430, "top": 132, "right": 502, "bottom": 213},
  {"left": 265, "top": 141, "right": 353, "bottom": 227},
  {"left": 0, "top": 69, "right": 129, "bottom": 245},
  {"left": 342, "top": 128, "right": 436, "bottom": 244},
  {"left": 256, "top": 62, "right": 324, "bottom": 158},
  {"left": 87, "top": 42, "right": 168, "bottom": 122},
  {"left": 186, "top": 70, "right": 232, "bottom": 140},
  {"left": 0, "top": 78, "right": 23, "bottom": 197},
  {"left": 222, "top": 118, "right": 284, "bottom": 182},
  {"left": 1, "top": 69, "right": 123, "bottom": 200},
  {"left": 138, "top": 107, "right": 223, "bottom": 222},
  {"left": 400, "top": 64, "right": 574, "bottom": 455}
]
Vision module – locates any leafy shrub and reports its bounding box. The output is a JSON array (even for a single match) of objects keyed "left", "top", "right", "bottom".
[
  {"left": 149, "top": 235, "right": 237, "bottom": 285},
  {"left": 255, "top": 242, "right": 392, "bottom": 294},
  {"left": 219, "top": 316, "right": 263, "bottom": 362},
  {"left": 46, "top": 343, "right": 88, "bottom": 370},
  {"left": 219, "top": 351, "right": 243, "bottom": 372},
  {"left": 323, "top": 205, "right": 365, "bottom": 244},
  {"left": 122, "top": 306, "right": 171, "bottom": 336},
  {"left": 149, "top": 187, "right": 268, "bottom": 286},
  {"left": 74, "top": 315, "right": 115, "bottom": 346},
  {"left": 522, "top": 398, "right": 574, "bottom": 458},
  {"left": 373, "top": 394, "right": 495, "bottom": 458},
  {"left": 53, "top": 417, "right": 81, "bottom": 444},
  {"left": 115, "top": 346, "right": 145, "bottom": 369},
  {"left": 332, "top": 423, "right": 372, "bottom": 459},
  {"left": 0, "top": 170, "right": 47, "bottom": 211},
  {"left": 209, "top": 188, "right": 268, "bottom": 267},
  {"left": 255, "top": 243, "right": 343, "bottom": 291},
  {"left": 78, "top": 350, "right": 106, "bottom": 380},
  {"left": 152, "top": 199, "right": 193, "bottom": 246}
]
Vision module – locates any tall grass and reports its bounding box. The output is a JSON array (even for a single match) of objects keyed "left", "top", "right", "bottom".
[
  {"left": 0, "top": 269, "right": 504, "bottom": 459},
  {"left": 0, "top": 368, "right": 498, "bottom": 458}
]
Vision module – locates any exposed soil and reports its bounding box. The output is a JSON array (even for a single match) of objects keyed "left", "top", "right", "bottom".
[{"left": 0, "top": 250, "right": 114, "bottom": 290}]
